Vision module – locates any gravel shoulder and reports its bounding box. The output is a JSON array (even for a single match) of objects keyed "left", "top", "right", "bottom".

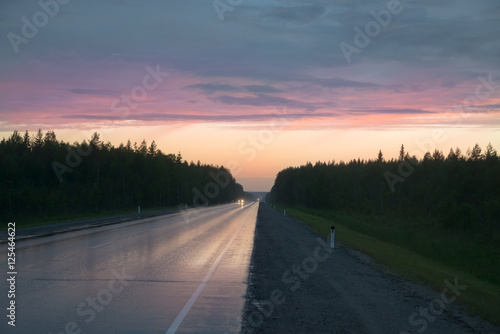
[{"left": 241, "top": 203, "right": 500, "bottom": 334}]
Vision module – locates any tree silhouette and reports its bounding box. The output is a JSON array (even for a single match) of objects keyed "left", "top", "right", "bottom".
[
  {"left": 0, "top": 130, "right": 244, "bottom": 224},
  {"left": 398, "top": 145, "right": 405, "bottom": 161},
  {"left": 377, "top": 150, "right": 384, "bottom": 163},
  {"left": 269, "top": 143, "right": 500, "bottom": 233}
]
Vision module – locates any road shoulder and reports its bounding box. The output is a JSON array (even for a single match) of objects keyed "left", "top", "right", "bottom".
[{"left": 241, "top": 203, "right": 500, "bottom": 333}]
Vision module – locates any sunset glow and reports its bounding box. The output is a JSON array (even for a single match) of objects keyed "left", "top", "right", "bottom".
[{"left": 1, "top": 0, "right": 499, "bottom": 191}]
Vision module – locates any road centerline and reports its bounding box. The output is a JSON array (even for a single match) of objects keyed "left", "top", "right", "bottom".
[
  {"left": 90, "top": 241, "right": 112, "bottom": 249},
  {"left": 165, "top": 204, "right": 254, "bottom": 334}
]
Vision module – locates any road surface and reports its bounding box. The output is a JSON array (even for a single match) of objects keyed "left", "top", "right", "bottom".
[{"left": 1, "top": 202, "right": 258, "bottom": 334}]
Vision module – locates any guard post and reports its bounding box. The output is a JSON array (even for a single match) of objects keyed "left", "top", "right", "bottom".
[{"left": 330, "top": 226, "right": 335, "bottom": 249}]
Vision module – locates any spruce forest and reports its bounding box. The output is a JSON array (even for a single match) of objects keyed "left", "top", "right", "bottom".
[
  {"left": 1, "top": 130, "right": 244, "bottom": 223},
  {"left": 269, "top": 144, "right": 500, "bottom": 234}
]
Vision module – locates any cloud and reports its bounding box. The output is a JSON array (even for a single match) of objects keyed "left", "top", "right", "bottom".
[
  {"left": 61, "top": 112, "right": 337, "bottom": 122},
  {"left": 308, "top": 76, "right": 380, "bottom": 89},
  {"left": 1, "top": 0, "right": 499, "bottom": 132},
  {"left": 215, "top": 93, "right": 329, "bottom": 111},
  {"left": 347, "top": 108, "right": 435, "bottom": 115},
  {"left": 441, "top": 81, "right": 457, "bottom": 88},
  {"left": 68, "top": 89, "right": 117, "bottom": 96},
  {"left": 264, "top": 5, "right": 327, "bottom": 25},
  {"left": 185, "top": 83, "right": 282, "bottom": 94},
  {"left": 470, "top": 104, "right": 500, "bottom": 113},
  {"left": 190, "top": 67, "right": 381, "bottom": 90},
  {"left": 243, "top": 85, "right": 283, "bottom": 93},
  {"left": 184, "top": 83, "right": 240, "bottom": 94}
]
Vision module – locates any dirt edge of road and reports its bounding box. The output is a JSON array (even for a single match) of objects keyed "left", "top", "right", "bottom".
[{"left": 241, "top": 202, "right": 500, "bottom": 334}]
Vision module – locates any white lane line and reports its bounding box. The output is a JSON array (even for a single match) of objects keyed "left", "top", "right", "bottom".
[
  {"left": 90, "top": 242, "right": 112, "bottom": 249},
  {"left": 150, "top": 228, "right": 160, "bottom": 231},
  {"left": 165, "top": 205, "right": 254, "bottom": 334}
]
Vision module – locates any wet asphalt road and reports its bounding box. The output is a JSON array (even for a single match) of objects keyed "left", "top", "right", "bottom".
[{"left": 1, "top": 202, "right": 258, "bottom": 334}]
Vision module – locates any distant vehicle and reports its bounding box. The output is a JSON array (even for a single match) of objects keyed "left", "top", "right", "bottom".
[{"left": 238, "top": 199, "right": 244, "bottom": 204}]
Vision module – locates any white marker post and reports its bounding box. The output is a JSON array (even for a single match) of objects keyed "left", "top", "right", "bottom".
[
  {"left": 330, "top": 226, "right": 335, "bottom": 249},
  {"left": 284, "top": 208, "right": 286, "bottom": 216},
  {"left": 138, "top": 206, "right": 141, "bottom": 214}
]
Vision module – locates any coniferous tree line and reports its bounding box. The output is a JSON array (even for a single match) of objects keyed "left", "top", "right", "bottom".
[
  {"left": 269, "top": 143, "right": 500, "bottom": 232},
  {"left": 1, "top": 130, "right": 243, "bottom": 221}
]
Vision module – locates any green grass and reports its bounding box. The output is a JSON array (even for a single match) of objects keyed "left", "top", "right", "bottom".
[{"left": 276, "top": 205, "right": 500, "bottom": 324}]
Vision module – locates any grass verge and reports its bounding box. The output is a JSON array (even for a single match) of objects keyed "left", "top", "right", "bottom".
[
  {"left": 276, "top": 205, "right": 500, "bottom": 324},
  {"left": 2, "top": 205, "right": 182, "bottom": 230}
]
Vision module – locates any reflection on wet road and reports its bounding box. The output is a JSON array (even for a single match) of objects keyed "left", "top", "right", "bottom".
[{"left": 0, "top": 202, "right": 258, "bottom": 334}]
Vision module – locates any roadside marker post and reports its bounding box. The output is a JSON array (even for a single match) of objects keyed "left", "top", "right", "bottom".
[
  {"left": 138, "top": 206, "right": 141, "bottom": 214},
  {"left": 331, "top": 226, "right": 335, "bottom": 249},
  {"left": 284, "top": 208, "right": 286, "bottom": 216}
]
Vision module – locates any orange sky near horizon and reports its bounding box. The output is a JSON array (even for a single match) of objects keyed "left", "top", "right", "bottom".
[
  {"left": 1, "top": 1, "right": 500, "bottom": 192},
  {"left": 2, "top": 119, "right": 497, "bottom": 192}
]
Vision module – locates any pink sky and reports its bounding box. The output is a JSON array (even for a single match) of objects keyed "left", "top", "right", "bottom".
[{"left": 1, "top": 0, "right": 499, "bottom": 191}]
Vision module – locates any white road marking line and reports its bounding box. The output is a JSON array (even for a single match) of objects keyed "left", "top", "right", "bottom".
[
  {"left": 90, "top": 242, "right": 112, "bottom": 249},
  {"left": 150, "top": 228, "right": 160, "bottom": 231},
  {"left": 165, "top": 204, "right": 254, "bottom": 334}
]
